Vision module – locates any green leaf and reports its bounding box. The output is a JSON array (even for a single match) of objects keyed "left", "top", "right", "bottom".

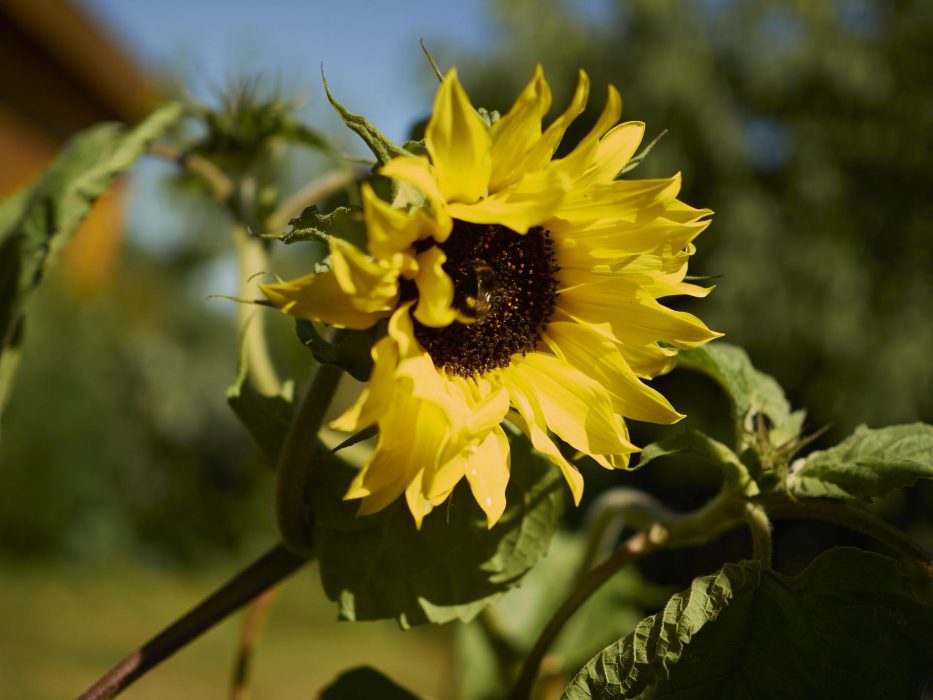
[
  {"left": 564, "top": 547, "right": 933, "bottom": 700},
  {"left": 677, "top": 341, "right": 805, "bottom": 447},
  {"left": 319, "top": 666, "right": 421, "bottom": 700},
  {"left": 323, "top": 76, "right": 408, "bottom": 166},
  {"left": 636, "top": 428, "right": 758, "bottom": 496},
  {"left": 295, "top": 322, "right": 380, "bottom": 382},
  {"left": 312, "top": 424, "right": 565, "bottom": 628},
  {"left": 788, "top": 423, "right": 933, "bottom": 500},
  {"left": 225, "top": 335, "right": 295, "bottom": 467},
  {"left": 271, "top": 205, "right": 366, "bottom": 250},
  {"left": 0, "top": 102, "right": 183, "bottom": 424}
]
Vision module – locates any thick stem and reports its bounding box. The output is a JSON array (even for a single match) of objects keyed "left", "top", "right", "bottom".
[
  {"left": 77, "top": 545, "right": 308, "bottom": 700},
  {"left": 230, "top": 587, "right": 280, "bottom": 700},
  {"left": 275, "top": 361, "right": 345, "bottom": 554},
  {"left": 233, "top": 225, "right": 281, "bottom": 396},
  {"left": 743, "top": 502, "right": 773, "bottom": 567},
  {"left": 761, "top": 497, "right": 933, "bottom": 580}
]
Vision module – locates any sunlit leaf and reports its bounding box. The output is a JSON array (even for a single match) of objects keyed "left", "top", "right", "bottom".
[
  {"left": 271, "top": 205, "right": 366, "bottom": 249},
  {"left": 564, "top": 547, "right": 933, "bottom": 699},
  {"left": 312, "top": 425, "right": 565, "bottom": 628},
  {"left": 0, "top": 102, "right": 183, "bottom": 425},
  {"left": 789, "top": 423, "right": 933, "bottom": 500}
]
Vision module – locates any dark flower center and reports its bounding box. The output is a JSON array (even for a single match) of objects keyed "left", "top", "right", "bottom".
[{"left": 411, "top": 220, "right": 559, "bottom": 377}]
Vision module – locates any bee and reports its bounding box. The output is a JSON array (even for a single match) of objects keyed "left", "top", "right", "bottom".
[{"left": 458, "top": 261, "right": 497, "bottom": 322}]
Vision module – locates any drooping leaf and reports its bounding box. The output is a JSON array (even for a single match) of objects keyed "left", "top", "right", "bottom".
[
  {"left": 226, "top": 332, "right": 295, "bottom": 467},
  {"left": 677, "top": 342, "right": 805, "bottom": 447},
  {"left": 636, "top": 428, "right": 758, "bottom": 496},
  {"left": 564, "top": 547, "right": 933, "bottom": 700},
  {"left": 312, "top": 424, "right": 565, "bottom": 628},
  {"left": 0, "top": 102, "right": 183, "bottom": 424},
  {"left": 319, "top": 666, "right": 421, "bottom": 700},
  {"left": 788, "top": 423, "right": 933, "bottom": 500},
  {"left": 271, "top": 205, "right": 366, "bottom": 250},
  {"left": 295, "top": 321, "right": 380, "bottom": 382}
]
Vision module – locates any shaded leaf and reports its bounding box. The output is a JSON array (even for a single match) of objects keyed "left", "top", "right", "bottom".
[
  {"left": 312, "top": 425, "right": 565, "bottom": 628},
  {"left": 0, "top": 102, "right": 183, "bottom": 423},
  {"left": 226, "top": 333, "right": 295, "bottom": 467},
  {"left": 295, "top": 322, "right": 380, "bottom": 382},
  {"left": 678, "top": 342, "right": 805, "bottom": 447},
  {"left": 789, "top": 423, "right": 933, "bottom": 500},
  {"left": 636, "top": 428, "right": 758, "bottom": 496},
  {"left": 565, "top": 547, "right": 933, "bottom": 700},
  {"left": 319, "top": 666, "right": 421, "bottom": 700}
]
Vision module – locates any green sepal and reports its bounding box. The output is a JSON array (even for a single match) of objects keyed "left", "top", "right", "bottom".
[
  {"left": 268, "top": 205, "right": 366, "bottom": 250},
  {"left": 295, "top": 321, "right": 380, "bottom": 382},
  {"left": 320, "top": 666, "right": 421, "bottom": 700},
  {"left": 0, "top": 102, "right": 183, "bottom": 426},
  {"left": 565, "top": 547, "right": 933, "bottom": 700},
  {"left": 311, "top": 425, "right": 565, "bottom": 628},
  {"left": 788, "top": 422, "right": 933, "bottom": 500},
  {"left": 677, "top": 341, "right": 806, "bottom": 450},
  {"left": 637, "top": 428, "right": 759, "bottom": 496},
  {"left": 225, "top": 333, "right": 295, "bottom": 468},
  {"left": 323, "top": 75, "right": 408, "bottom": 166}
]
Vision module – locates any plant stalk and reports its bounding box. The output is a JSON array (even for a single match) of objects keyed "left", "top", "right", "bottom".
[{"left": 77, "top": 545, "right": 308, "bottom": 700}]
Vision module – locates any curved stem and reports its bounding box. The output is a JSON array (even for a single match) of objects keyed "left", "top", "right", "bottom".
[
  {"left": 275, "top": 361, "right": 345, "bottom": 554},
  {"left": 230, "top": 586, "right": 280, "bottom": 700},
  {"left": 743, "top": 502, "right": 773, "bottom": 567},
  {"left": 509, "top": 528, "right": 660, "bottom": 700},
  {"left": 77, "top": 545, "right": 308, "bottom": 700},
  {"left": 233, "top": 225, "right": 281, "bottom": 396},
  {"left": 148, "top": 144, "right": 234, "bottom": 203},
  {"left": 761, "top": 497, "right": 933, "bottom": 579}
]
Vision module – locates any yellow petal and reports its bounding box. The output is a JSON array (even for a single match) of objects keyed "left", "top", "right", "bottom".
[
  {"left": 412, "top": 246, "right": 458, "bottom": 327},
  {"left": 426, "top": 68, "right": 491, "bottom": 203},
  {"left": 508, "top": 352, "right": 639, "bottom": 458},
  {"left": 519, "top": 69, "right": 591, "bottom": 173},
  {"left": 448, "top": 168, "right": 572, "bottom": 234},
  {"left": 260, "top": 268, "right": 393, "bottom": 329},
  {"left": 362, "top": 182, "right": 432, "bottom": 261},
  {"left": 489, "top": 65, "right": 553, "bottom": 191},
  {"left": 502, "top": 372, "right": 584, "bottom": 504},
  {"left": 556, "top": 174, "right": 682, "bottom": 222},
  {"left": 580, "top": 121, "right": 646, "bottom": 186},
  {"left": 549, "top": 84, "right": 622, "bottom": 182},
  {"left": 330, "top": 335, "right": 398, "bottom": 432},
  {"left": 464, "top": 426, "right": 511, "bottom": 527},
  {"left": 544, "top": 321, "right": 683, "bottom": 424},
  {"left": 380, "top": 156, "right": 453, "bottom": 241},
  {"left": 330, "top": 238, "right": 401, "bottom": 311}
]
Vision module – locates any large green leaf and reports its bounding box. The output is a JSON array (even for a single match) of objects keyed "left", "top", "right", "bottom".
[
  {"left": 564, "top": 547, "right": 933, "bottom": 700},
  {"left": 788, "top": 423, "right": 933, "bottom": 500},
  {"left": 323, "top": 77, "right": 407, "bottom": 166},
  {"left": 319, "top": 666, "right": 421, "bottom": 699},
  {"left": 678, "top": 342, "right": 805, "bottom": 447},
  {"left": 312, "top": 425, "right": 565, "bottom": 628},
  {"left": 295, "top": 322, "right": 380, "bottom": 382},
  {"left": 0, "top": 102, "right": 183, "bottom": 422}
]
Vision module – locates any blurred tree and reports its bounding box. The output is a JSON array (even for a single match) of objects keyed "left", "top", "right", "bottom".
[{"left": 450, "top": 0, "right": 933, "bottom": 442}]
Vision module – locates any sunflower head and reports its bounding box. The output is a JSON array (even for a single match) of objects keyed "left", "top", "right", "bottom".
[{"left": 262, "top": 65, "right": 720, "bottom": 527}]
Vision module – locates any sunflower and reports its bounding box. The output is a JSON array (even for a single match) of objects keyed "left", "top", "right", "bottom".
[{"left": 262, "top": 66, "right": 720, "bottom": 527}]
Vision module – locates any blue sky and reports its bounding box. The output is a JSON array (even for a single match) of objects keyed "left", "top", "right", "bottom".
[{"left": 79, "top": 0, "right": 498, "bottom": 144}]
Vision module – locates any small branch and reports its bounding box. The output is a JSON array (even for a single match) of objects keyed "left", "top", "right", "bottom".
[
  {"left": 148, "top": 143, "right": 235, "bottom": 203},
  {"left": 275, "top": 359, "right": 345, "bottom": 554},
  {"left": 509, "top": 528, "right": 660, "bottom": 699},
  {"left": 78, "top": 545, "right": 308, "bottom": 700},
  {"left": 266, "top": 168, "right": 365, "bottom": 231},
  {"left": 230, "top": 587, "right": 280, "bottom": 700},
  {"left": 761, "top": 497, "right": 933, "bottom": 580}
]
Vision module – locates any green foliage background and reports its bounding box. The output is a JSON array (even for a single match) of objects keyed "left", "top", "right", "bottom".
[{"left": 1, "top": 0, "right": 931, "bottom": 571}]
